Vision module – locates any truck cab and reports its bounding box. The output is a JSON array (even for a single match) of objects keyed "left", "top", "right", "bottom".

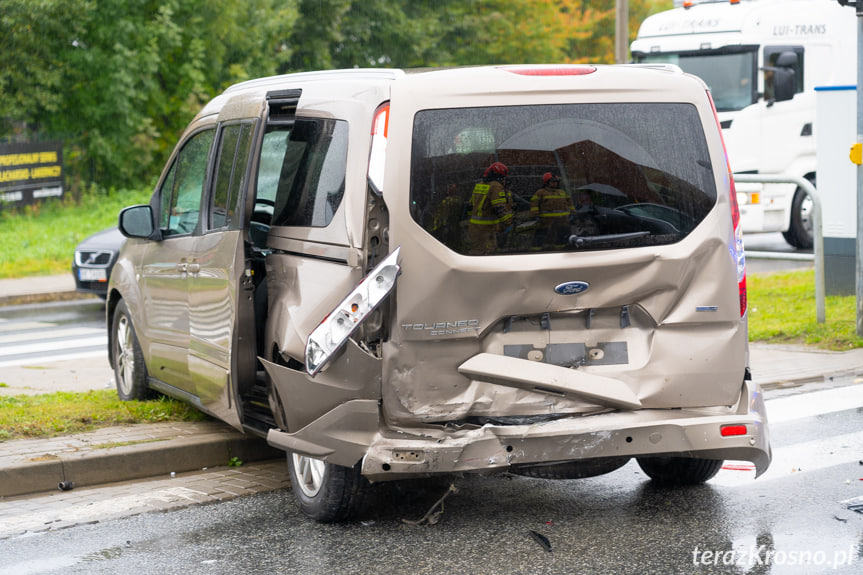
[{"left": 632, "top": 0, "right": 857, "bottom": 249}]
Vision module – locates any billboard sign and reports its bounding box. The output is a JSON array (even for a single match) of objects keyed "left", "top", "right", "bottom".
[{"left": 0, "top": 141, "right": 64, "bottom": 208}]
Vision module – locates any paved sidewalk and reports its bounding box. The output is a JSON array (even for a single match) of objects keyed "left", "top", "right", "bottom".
[
  {"left": 0, "top": 421, "right": 282, "bottom": 498},
  {"left": 0, "top": 273, "right": 87, "bottom": 306},
  {"left": 0, "top": 460, "right": 289, "bottom": 539}
]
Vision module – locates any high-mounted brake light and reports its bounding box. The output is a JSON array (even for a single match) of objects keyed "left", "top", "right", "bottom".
[
  {"left": 708, "top": 91, "right": 747, "bottom": 318},
  {"left": 685, "top": 0, "right": 739, "bottom": 8},
  {"left": 305, "top": 247, "right": 401, "bottom": 376},
  {"left": 368, "top": 103, "right": 389, "bottom": 195},
  {"left": 502, "top": 65, "right": 597, "bottom": 77}
]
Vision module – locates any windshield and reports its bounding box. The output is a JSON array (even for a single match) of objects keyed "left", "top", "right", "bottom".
[
  {"left": 410, "top": 103, "right": 717, "bottom": 256},
  {"left": 638, "top": 49, "right": 758, "bottom": 112}
]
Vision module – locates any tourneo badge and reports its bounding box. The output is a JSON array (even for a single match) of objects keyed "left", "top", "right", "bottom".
[{"left": 554, "top": 281, "right": 590, "bottom": 295}]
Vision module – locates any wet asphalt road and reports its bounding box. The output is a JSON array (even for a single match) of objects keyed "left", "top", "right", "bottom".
[
  {"left": 0, "top": 233, "right": 840, "bottom": 575},
  {"left": 2, "top": 383, "right": 862, "bottom": 575}
]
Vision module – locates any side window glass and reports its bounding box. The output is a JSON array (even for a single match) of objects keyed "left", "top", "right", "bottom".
[
  {"left": 263, "top": 118, "right": 348, "bottom": 228},
  {"left": 210, "top": 122, "right": 254, "bottom": 230},
  {"left": 159, "top": 129, "right": 215, "bottom": 237}
]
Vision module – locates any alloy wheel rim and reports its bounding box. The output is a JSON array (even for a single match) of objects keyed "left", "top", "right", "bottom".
[
  {"left": 292, "top": 453, "right": 325, "bottom": 498},
  {"left": 116, "top": 315, "right": 134, "bottom": 395}
]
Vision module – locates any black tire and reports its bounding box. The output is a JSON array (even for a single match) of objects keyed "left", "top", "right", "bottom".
[
  {"left": 512, "top": 457, "right": 630, "bottom": 480},
  {"left": 287, "top": 453, "right": 370, "bottom": 523},
  {"left": 782, "top": 185, "right": 814, "bottom": 250},
  {"left": 636, "top": 456, "right": 723, "bottom": 485},
  {"left": 111, "top": 300, "right": 152, "bottom": 401}
]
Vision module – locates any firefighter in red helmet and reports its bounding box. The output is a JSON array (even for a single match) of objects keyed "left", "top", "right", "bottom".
[{"left": 468, "top": 162, "right": 514, "bottom": 254}]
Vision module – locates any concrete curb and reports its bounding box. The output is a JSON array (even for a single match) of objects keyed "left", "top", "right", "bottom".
[{"left": 0, "top": 423, "right": 283, "bottom": 498}]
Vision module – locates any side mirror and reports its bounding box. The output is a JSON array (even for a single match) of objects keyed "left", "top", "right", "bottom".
[
  {"left": 771, "top": 67, "right": 796, "bottom": 103},
  {"left": 763, "top": 51, "right": 797, "bottom": 105},
  {"left": 118, "top": 205, "right": 159, "bottom": 240}
]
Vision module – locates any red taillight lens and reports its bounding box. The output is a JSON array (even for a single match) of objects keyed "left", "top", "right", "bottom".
[
  {"left": 368, "top": 103, "right": 389, "bottom": 195},
  {"left": 708, "top": 91, "right": 747, "bottom": 317},
  {"left": 720, "top": 424, "right": 748, "bottom": 437},
  {"left": 502, "top": 65, "right": 597, "bottom": 76}
]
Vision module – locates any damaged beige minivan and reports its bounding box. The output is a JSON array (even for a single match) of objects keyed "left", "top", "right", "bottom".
[{"left": 108, "top": 64, "right": 771, "bottom": 522}]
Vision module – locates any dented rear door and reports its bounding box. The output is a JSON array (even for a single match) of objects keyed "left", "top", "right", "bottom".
[{"left": 381, "top": 68, "right": 747, "bottom": 428}]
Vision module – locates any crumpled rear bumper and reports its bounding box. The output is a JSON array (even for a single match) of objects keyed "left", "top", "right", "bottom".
[{"left": 267, "top": 379, "right": 771, "bottom": 483}]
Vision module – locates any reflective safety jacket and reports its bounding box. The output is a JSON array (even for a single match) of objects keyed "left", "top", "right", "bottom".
[
  {"left": 470, "top": 180, "right": 513, "bottom": 226},
  {"left": 530, "top": 186, "right": 574, "bottom": 226}
]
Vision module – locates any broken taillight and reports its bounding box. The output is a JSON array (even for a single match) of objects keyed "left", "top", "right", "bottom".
[
  {"left": 305, "top": 247, "right": 401, "bottom": 376},
  {"left": 367, "top": 102, "right": 389, "bottom": 195}
]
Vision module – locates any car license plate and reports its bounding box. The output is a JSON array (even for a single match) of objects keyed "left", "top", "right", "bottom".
[{"left": 78, "top": 268, "right": 107, "bottom": 282}]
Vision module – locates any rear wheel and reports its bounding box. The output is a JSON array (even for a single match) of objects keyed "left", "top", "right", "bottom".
[
  {"left": 636, "top": 456, "right": 723, "bottom": 485},
  {"left": 112, "top": 300, "right": 152, "bottom": 401},
  {"left": 287, "top": 453, "right": 370, "bottom": 522},
  {"left": 782, "top": 184, "right": 814, "bottom": 250}
]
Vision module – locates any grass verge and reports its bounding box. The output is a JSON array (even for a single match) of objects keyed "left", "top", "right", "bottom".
[
  {"left": 0, "top": 389, "right": 209, "bottom": 441},
  {"left": 748, "top": 269, "right": 863, "bottom": 350},
  {"left": 0, "top": 188, "right": 150, "bottom": 278}
]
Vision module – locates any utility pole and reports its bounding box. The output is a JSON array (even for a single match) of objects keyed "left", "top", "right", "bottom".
[
  {"left": 846, "top": 0, "right": 863, "bottom": 336},
  {"left": 615, "top": 0, "right": 629, "bottom": 64},
  {"left": 857, "top": 0, "right": 863, "bottom": 337},
  {"left": 838, "top": 0, "right": 863, "bottom": 335},
  {"left": 857, "top": 0, "right": 863, "bottom": 336}
]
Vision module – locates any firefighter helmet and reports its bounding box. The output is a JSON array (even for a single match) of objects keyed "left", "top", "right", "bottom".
[
  {"left": 483, "top": 162, "right": 509, "bottom": 179},
  {"left": 542, "top": 172, "right": 560, "bottom": 185}
]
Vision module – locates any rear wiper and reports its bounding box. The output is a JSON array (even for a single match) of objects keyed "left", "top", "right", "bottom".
[{"left": 568, "top": 231, "right": 650, "bottom": 249}]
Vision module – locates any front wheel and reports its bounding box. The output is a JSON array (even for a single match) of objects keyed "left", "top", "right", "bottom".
[
  {"left": 287, "top": 453, "right": 370, "bottom": 522},
  {"left": 111, "top": 300, "right": 152, "bottom": 401},
  {"left": 636, "top": 456, "right": 723, "bottom": 485}
]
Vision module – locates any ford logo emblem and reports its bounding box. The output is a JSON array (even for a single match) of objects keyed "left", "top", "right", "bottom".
[{"left": 554, "top": 281, "right": 590, "bottom": 295}]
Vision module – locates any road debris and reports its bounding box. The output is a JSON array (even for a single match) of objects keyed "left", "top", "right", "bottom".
[
  {"left": 401, "top": 483, "right": 458, "bottom": 526},
  {"left": 529, "top": 530, "right": 553, "bottom": 552}
]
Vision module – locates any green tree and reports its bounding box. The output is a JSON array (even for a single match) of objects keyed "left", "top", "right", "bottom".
[
  {"left": 1, "top": 0, "right": 298, "bottom": 191},
  {"left": 1, "top": 0, "right": 670, "bottom": 193}
]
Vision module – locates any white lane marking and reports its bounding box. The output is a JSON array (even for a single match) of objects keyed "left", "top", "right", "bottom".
[
  {"left": 0, "top": 336, "right": 107, "bottom": 358},
  {"left": 0, "top": 321, "right": 53, "bottom": 333},
  {"left": 0, "top": 348, "right": 108, "bottom": 368},
  {"left": 766, "top": 384, "right": 863, "bottom": 424},
  {"left": 0, "top": 327, "right": 104, "bottom": 346}
]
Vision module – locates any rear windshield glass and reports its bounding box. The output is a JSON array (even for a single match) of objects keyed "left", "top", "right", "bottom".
[{"left": 410, "top": 103, "right": 717, "bottom": 255}]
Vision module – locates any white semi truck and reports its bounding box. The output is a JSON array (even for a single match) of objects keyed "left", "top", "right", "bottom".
[{"left": 631, "top": 0, "right": 857, "bottom": 248}]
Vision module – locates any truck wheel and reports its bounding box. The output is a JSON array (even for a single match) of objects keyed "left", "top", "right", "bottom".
[
  {"left": 782, "top": 186, "right": 813, "bottom": 250},
  {"left": 636, "top": 456, "right": 723, "bottom": 485},
  {"left": 112, "top": 300, "right": 152, "bottom": 401},
  {"left": 287, "top": 453, "right": 370, "bottom": 522}
]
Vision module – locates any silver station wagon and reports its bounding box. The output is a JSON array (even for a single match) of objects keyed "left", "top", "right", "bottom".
[{"left": 108, "top": 64, "right": 771, "bottom": 522}]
